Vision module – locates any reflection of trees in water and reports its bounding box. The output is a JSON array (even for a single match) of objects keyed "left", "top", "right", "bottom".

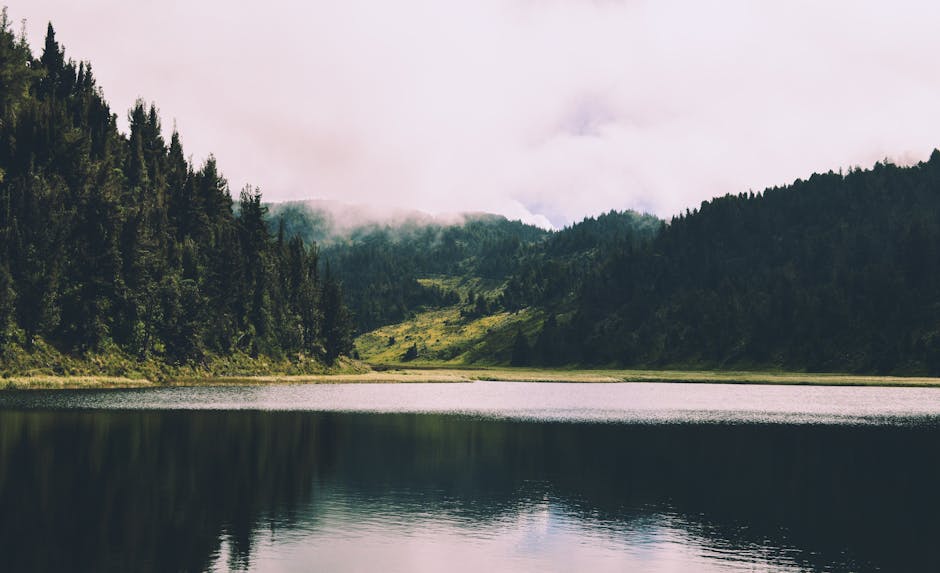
[
  {"left": 0, "top": 412, "right": 937, "bottom": 572},
  {"left": 0, "top": 411, "right": 332, "bottom": 572},
  {"left": 328, "top": 415, "right": 940, "bottom": 572}
]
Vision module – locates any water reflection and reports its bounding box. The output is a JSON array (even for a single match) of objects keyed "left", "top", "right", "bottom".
[{"left": 0, "top": 410, "right": 937, "bottom": 572}]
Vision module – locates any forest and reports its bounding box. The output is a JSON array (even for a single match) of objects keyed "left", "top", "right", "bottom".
[
  {"left": 0, "top": 15, "right": 355, "bottom": 372},
  {"left": 533, "top": 158, "right": 940, "bottom": 374},
  {"left": 281, "top": 158, "right": 940, "bottom": 375},
  {"left": 4, "top": 14, "right": 940, "bottom": 377}
]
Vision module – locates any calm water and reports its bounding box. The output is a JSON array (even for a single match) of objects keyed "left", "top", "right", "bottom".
[{"left": 1, "top": 381, "right": 939, "bottom": 572}]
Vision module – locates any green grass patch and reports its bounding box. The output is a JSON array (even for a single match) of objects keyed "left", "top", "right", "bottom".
[
  {"left": 355, "top": 305, "right": 542, "bottom": 365},
  {"left": 416, "top": 275, "right": 504, "bottom": 299},
  {"left": 2, "top": 376, "right": 157, "bottom": 390}
]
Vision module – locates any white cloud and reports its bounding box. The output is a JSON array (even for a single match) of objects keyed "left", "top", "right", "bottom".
[{"left": 10, "top": 0, "right": 940, "bottom": 227}]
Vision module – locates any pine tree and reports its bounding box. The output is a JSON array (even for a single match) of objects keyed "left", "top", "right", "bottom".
[
  {"left": 37, "top": 23, "right": 66, "bottom": 99},
  {"left": 0, "top": 15, "right": 360, "bottom": 369},
  {"left": 0, "top": 261, "right": 15, "bottom": 348},
  {"left": 510, "top": 328, "right": 530, "bottom": 367},
  {"left": 237, "top": 186, "right": 273, "bottom": 354},
  {"left": 321, "top": 263, "right": 354, "bottom": 363},
  {"left": 534, "top": 314, "right": 562, "bottom": 366},
  {"left": 0, "top": 9, "right": 35, "bottom": 165},
  {"left": 297, "top": 242, "right": 322, "bottom": 356}
]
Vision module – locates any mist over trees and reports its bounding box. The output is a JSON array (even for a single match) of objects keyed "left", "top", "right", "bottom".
[
  {"left": 0, "top": 15, "right": 354, "bottom": 365},
  {"left": 268, "top": 203, "right": 547, "bottom": 332},
  {"left": 4, "top": 13, "right": 940, "bottom": 377},
  {"left": 279, "top": 156, "right": 940, "bottom": 376}
]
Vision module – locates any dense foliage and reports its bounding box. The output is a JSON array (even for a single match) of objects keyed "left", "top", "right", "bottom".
[
  {"left": 501, "top": 210, "right": 662, "bottom": 312},
  {"left": 5, "top": 14, "right": 939, "bottom": 376},
  {"left": 278, "top": 156, "right": 940, "bottom": 376},
  {"left": 535, "top": 157, "right": 940, "bottom": 374},
  {"left": 269, "top": 203, "right": 549, "bottom": 331},
  {"left": 269, "top": 202, "right": 663, "bottom": 334},
  {"left": 0, "top": 16, "right": 354, "bottom": 365}
]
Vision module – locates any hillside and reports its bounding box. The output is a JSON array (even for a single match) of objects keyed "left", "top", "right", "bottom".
[
  {"left": 5, "top": 15, "right": 940, "bottom": 378},
  {"left": 0, "top": 19, "right": 356, "bottom": 376},
  {"left": 268, "top": 201, "right": 555, "bottom": 332},
  {"left": 265, "top": 202, "right": 664, "bottom": 364},
  {"left": 558, "top": 157, "right": 940, "bottom": 374},
  {"left": 330, "top": 157, "right": 940, "bottom": 375}
]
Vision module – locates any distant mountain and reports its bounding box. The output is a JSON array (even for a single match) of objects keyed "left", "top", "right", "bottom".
[
  {"left": 268, "top": 200, "right": 663, "bottom": 336},
  {"left": 268, "top": 200, "right": 555, "bottom": 331},
  {"left": 267, "top": 199, "right": 507, "bottom": 246},
  {"left": 14, "top": 14, "right": 940, "bottom": 377},
  {"left": 273, "top": 155, "right": 940, "bottom": 376}
]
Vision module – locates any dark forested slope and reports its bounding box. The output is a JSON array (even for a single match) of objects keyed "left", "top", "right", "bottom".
[
  {"left": 551, "top": 156, "right": 940, "bottom": 374},
  {"left": 301, "top": 155, "right": 940, "bottom": 376},
  {"left": 4, "top": 13, "right": 937, "bottom": 377},
  {"left": 0, "top": 16, "right": 354, "bottom": 371},
  {"left": 269, "top": 202, "right": 551, "bottom": 331}
]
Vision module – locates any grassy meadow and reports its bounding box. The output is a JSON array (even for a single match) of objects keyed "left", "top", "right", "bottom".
[{"left": 355, "top": 305, "right": 543, "bottom": 365}]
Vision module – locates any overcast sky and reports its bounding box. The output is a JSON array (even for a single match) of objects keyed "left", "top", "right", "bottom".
[{"left": 8, "top": 1, "right": 940, "bottom": 228}]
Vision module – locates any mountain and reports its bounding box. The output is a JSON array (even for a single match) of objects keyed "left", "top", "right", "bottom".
[
  {"left": 273, "top": 157, "right": 940, "bottom": 376},
  {"left": 0, "top": 18, "right": 356, "bottom": 374},
  {"left": 6, "top": 14, "right": 940, "bottom": 377},
  {"left": 268, "top": 200, "right": 553, "bottom": 332},
  {"left": 267, "top": 200, "right": 663, "bottom": 363}
]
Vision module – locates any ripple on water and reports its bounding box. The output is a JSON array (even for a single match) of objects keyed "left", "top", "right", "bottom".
[{"left": 2, "top": 381, "right": 940, "bottom": 426}]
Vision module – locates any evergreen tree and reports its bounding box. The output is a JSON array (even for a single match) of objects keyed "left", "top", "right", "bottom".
[
  {"left": 534, "top": 314, "right": 563, "bottom": 366},
  {"left": 510, "top": 329, "right": 530, "bottom": 367},
  {"left": 0, "top": 262, "right": 15, "bottom": 347},
  {"left": 320, "top": 263, "right": 354, "bottom": 363},
  {"left": 37, "top": 23, "right": 67, "bottom": 99},
  {"left": 237, "top": 186, "right": 273, "bottom": 354},
  {"left": 0, "top": 16, "right": 355, "bottom": 367}
]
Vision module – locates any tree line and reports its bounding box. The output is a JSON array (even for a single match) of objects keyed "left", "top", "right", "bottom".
[
  {"left": 269, "top": 203, "right": 548, "bottom": 332},
  {"left": 268, "top": 117, "right": 940, "bottom": 376},
  {"left": 511, "top": 156, "right": 940, "bottom": 374},
  {"left": 0, "top": 16, "right": 354, "bottom": 366},
  {"left": 7, "top": 14, "right": 938, "bottom": 376}
]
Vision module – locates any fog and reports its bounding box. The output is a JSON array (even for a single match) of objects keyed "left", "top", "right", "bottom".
[{"left": 9, "top": 0, "right": 940, "bottom": 228}]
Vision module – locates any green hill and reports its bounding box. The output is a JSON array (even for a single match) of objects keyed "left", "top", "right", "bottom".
[
  {"left": 7, "top": 13, "right": 940, "bottom": 377},
  {"left": 277, "top": 158, "right": 940, "bottom": 376},
  {"left": 0, "top": 17, "right": 356, "bottom": 375}
]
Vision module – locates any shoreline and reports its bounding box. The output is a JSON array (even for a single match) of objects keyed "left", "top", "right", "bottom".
[{"left": 4, "top": 367, "right": 940, "bottom": 390}]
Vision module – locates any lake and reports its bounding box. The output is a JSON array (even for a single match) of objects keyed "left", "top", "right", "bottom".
[{"left": 1, "top": 381, "right": 938, "bottom": 572}]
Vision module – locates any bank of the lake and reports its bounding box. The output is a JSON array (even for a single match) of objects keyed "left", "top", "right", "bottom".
[
  {"left": 0, "top": 339, "right": 370, "bottom": 389},
  {"left": 5, "top": 365, "right": 940, "bottom": 390}
]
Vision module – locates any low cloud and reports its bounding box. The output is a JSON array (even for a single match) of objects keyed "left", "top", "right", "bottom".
[{"left": 11, "top": 0, "right": 940, "bottom": 227}]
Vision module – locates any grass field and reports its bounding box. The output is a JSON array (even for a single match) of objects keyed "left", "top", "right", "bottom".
[
  {"left": 415, "top": 276, "right": 504, "bottom": 298},
  {"left": 355, "top": 306, "right": 542, "bottom": 365},
  {"left": 2, "top": 376, "right": 159, "bottom": 390}
]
